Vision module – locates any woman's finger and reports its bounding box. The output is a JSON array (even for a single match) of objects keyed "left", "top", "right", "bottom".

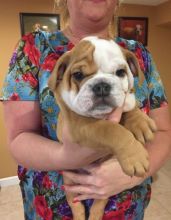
[
  {"left": 83, "top": 157, "right": 117, "bottom": 174},
  {"left": 104, "top": 107, "right": 123, "bottom": 123},
  {"left": 73, "top": 194, "right": 100, "bottom": 201},
  {"left": 63, "top": 184, "right": 97, "bottom": 195},
  {"left": 74, "top": 193, "right": 108, "bottom": 201},
  {"left": 62, "top": 171, "right": 93, "bottom": 185},
  {"left": 81, "top": 162, "right": 100, "bottom": 174}
]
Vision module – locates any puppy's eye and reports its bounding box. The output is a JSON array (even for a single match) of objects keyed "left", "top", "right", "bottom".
[
  {"left": 116, "top": 69, "right": 126, "bottom": 77},
  {"left": 73, "top": 71, "right": 85, "bottom": 81}
]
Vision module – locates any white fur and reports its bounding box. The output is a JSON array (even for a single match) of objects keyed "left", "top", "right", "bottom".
[{"left": 62, "top": 37, "right": 136, "bottom": 118}]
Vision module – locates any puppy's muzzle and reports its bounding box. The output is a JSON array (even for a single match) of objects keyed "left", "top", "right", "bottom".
[{"left": 92, "top": 82, "right": 111, "bottom": 97}]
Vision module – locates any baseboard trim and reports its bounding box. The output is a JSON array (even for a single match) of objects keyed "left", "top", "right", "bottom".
[{"left": 0, "top": 176, "right": 19, "bottom": 187}]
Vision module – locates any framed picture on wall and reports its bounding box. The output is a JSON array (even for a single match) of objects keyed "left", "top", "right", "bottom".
[
  {"left": 118, "top": 17, "right": 148, "bottom": 46},
  {"left": 20, "top": 13, "right": 60, "bottom": 36}
]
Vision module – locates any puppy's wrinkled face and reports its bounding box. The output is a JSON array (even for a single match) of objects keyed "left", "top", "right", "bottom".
[{"left": 49, "top": 37, "right": 141, "bottom": 118}]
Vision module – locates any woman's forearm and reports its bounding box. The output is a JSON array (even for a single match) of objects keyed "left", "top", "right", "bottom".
[
  {"left": 10, "top": 132, "right": 104, "bottom": 171},
  {"left": 10, "top": 127, "right": 171, "bottom": 173},
  {"left": 145, "top": 129, "right": 171, "bottom": 178},
  {"left": 10, "top": 131, "right": 62, "bottom": 170},
  {"left": 143, "top": 107, "right": 171, "bottom": 178}
]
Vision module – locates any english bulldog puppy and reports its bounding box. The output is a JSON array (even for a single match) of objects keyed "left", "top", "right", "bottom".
[{"left": 48, "top": 37, "right": 157, "bottom": 220}]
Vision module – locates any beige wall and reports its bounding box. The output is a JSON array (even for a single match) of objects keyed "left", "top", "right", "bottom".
[
  {"left": 0, "top": 0, "right": 55, "bottom": 178},
  {"left": 155, "top": 0, "right": 171, "bottom": 26},
  {"left": 0, "top": 0, "right": 171, "bottom": 178}
]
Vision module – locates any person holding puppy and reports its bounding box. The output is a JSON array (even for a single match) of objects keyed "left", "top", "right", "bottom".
[{"left": 1, "top": 0, "right": 171, "bottom": 219}]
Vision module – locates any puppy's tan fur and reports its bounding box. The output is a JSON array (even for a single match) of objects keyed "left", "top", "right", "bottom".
[{"left": 48, "top": 40, "right": 156, "bottom": 220}]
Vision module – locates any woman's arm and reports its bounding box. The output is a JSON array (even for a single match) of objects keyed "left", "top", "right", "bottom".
[
  {"left": 3, "top": 101, "right": 105, "bottom": 171},
  {"left": 61, "top": 106, "right": 171, "bottom": 201},
  {"left": 146, "top": 106, "right": 171, "bottom": 175}
]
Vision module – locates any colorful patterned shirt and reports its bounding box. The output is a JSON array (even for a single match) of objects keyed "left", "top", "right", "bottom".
[{"left": 1, "top": 31, "right": 167, "bottom": 220}]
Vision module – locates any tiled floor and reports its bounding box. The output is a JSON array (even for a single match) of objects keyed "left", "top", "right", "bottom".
[{"left": 0, "top": 160, "right": 171, "bottom": 220}]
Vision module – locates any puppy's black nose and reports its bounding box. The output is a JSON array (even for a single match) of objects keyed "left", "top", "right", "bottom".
[{"left": 92, "top": 82, "right": 111, "bottom": 97}]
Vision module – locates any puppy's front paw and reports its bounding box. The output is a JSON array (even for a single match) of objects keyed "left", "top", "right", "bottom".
[
  {"left": 118, "top": 141, "right": 149, "bottom": 177},
  {"left": 131, "top": 116, "right": 156, "bottom": 144},
  {"left": 122, "top": 108, "right": 157, "bottom": 144}
]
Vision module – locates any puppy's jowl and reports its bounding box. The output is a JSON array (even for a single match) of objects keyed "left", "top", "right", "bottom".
[{"left": 48, "top": 37, "right": 157, "bottom": 220}]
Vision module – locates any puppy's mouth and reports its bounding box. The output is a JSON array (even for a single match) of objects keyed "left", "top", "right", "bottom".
[{"left": 91, "top": 97, "right": 116, "bottom": 111}]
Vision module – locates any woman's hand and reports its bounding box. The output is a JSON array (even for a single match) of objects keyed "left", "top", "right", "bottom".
[{"left": 62, "top": 157, "right": 145, "bottom": 201}]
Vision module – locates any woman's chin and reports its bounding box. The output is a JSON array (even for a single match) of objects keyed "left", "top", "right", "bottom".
[
  {"left": 88, "top": 0, "right": 106, "bottom": 3},
  {"left": 86, "top": 11, "right": 108, "bottom": 22}
]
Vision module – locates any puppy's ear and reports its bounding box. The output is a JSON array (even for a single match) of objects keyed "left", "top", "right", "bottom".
[
  {"left": 122, "top": 48, "right": 145, "bottom": 87},
  {"left": 48, "top": 52, "right": 70, "bottom": 91}
]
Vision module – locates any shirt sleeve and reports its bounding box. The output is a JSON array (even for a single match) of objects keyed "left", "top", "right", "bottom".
[
  {"left": 145, "top": 49, "right": 168, "bottom": 110},
  {"left": 1, "top": 33, "right": 41, "bottom": 101}
]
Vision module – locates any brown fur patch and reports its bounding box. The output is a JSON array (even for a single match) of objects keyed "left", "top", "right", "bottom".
[
  {"left": 121, "top": 47, "right": 145, "bottom": 86},
  {"left": 48, "top": 40, "right": 98, "bottom": 95}
]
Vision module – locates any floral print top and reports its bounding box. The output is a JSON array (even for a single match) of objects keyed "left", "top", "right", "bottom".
[{"left": 1, "top": 31, "right": 167, "bottom": 220}]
